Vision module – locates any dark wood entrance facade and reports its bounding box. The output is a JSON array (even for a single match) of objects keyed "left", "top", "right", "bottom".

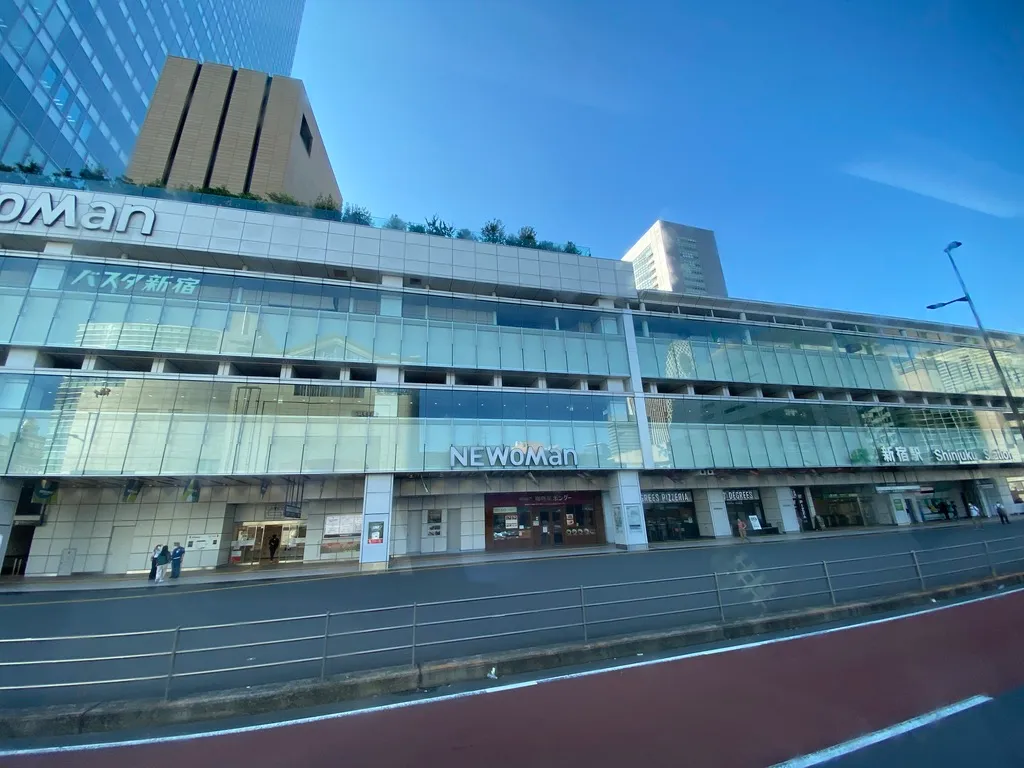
[{"left": 485, "top": 491, "right": 604, "bottom": 552}]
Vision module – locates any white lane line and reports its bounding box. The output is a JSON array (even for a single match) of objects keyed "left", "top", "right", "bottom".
[
  {"left": 771, "top": 695, "right": 993, "bottom": 767},
  {"left": 1, "top": 586, "right": 1019, "bottom": 757}
]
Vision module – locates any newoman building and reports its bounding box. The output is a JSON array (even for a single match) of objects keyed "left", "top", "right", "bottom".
[{"left": 0, "top": 178, "right": 1023, "bottom": 576}]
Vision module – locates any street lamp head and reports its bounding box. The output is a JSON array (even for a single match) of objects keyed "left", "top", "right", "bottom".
[{"left": 944, "top": 241, "right": 962, "bottom": 254}]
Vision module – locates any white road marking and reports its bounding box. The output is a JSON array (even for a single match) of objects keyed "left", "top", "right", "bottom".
[
  {"left": 0, "top": 585, "right": 1019, "bottom": 758},
  {"left": 771, "top": 695, "right": 993, "bottom": 767}
]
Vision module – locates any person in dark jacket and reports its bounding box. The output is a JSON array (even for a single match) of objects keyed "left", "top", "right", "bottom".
[
  {"left": 268, "top": 534, "right": 280, "bottom": 562},
  {"left": 155, "top": 545, "right": 170, "bottom": 583},
  {"left": 149, "top": 544, "right": 160, "bottom": 581},
  {"left": 170, "top": 542, "right": 185, "bottom": 579}
]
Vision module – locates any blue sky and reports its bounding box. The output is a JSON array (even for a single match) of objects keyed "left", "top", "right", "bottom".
[{"left": 292, "top": 0, "right": 1024, "bottom": 333}]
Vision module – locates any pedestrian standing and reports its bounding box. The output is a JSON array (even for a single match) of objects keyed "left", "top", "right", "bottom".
[
  {"left": 155, "top": 545, "right": 170, "bottom": 583},
  {"left": 737, "top": 517, "right": 748, "bottom": 541},
  {"left": 149, "top": 545, "right": 160, "bottom": 581},
  {"left": 969, "top": 503, "right": 982, "bottom": 528},
  {"left": 996, "top": 502, "right": 1011, "bottom": 525},
  {"left": 170, "top": 542, "right": 185, "bottom": 579},
  {"left": 938, "top": 501, "right": 950, "bottom": 521},
  {"left": 268, "top": 533, "right": 280, "bottom": 561}
]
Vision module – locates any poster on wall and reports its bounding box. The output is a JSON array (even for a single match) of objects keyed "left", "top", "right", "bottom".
[
  {"left": 748, "top": 515, "right": 762, "bottom": 531},
  {"left": 566, "top": 513, "right": 575, "bottom": 526},
  {"left": 427, "top": 510, "right": 443, "bottom": 524},
  {"left": 324, "top": 515, "right": 360, "bottom": 537},
  {"left": 626, "top": 504, "right": 643, "bottom": 531},
  {"left": 504, "top": 514, "right": 519, "bottom": 529},
  {"left": 613, "top": 505, "right": 623, "bottom": 532},
  {"left": 367, "top": 521, "right": 385, "bottom": 544},
  {"left": 428, "top": 524, "right": 442, "bottom": 536}
]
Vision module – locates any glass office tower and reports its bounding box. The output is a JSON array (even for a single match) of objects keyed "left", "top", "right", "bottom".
[{"left": 0, "top": 0, "right": 304, "bottom": 176}]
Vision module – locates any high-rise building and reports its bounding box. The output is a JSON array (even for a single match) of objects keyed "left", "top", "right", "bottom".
[
  {"left": 0, "top": 0, "right": 304, "bottom": 178},
  {"left": 623, "top": 220, "right": 728, "bottom": 297},
  {"left": 127, "top": 57, "right": 340, "bottom": 206}
]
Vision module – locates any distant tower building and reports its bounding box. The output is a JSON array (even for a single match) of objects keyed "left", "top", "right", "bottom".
[{"left": 622, "top": 221, "right": 728, "bottom": 297}]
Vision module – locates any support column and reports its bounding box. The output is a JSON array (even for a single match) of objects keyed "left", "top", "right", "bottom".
[
  {"left": 981, "top": 477, "right": 1018, "bottom": 516},
  {"left": 604, "top": 470, "right": 648, "bottom": 550},
  {"left": 0, "top": 479, "right": 19, "bottom": 567},
  {"left": 760, "top": 486, "right": 801, "bottom": 533},
  {"left": 622, "top": 309, "right": 655, "bottom": 468},
  {"left": 359, "top": 474, "right": 395, "bottom": 570},
  {"left": 693, "top": 488, "right": 732, "bottom": 538}
]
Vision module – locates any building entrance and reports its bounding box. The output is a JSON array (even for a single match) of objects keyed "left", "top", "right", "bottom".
[
  {"left": 231, "top": 521, "right": 307, "bottom": 564},
  {"left": 486, "top": 492, "right": 603, "bottom": 552}
]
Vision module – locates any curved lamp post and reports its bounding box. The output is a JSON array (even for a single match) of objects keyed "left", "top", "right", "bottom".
[{"left": 926, "top": 241, "right": 1024, "bottom": 445}]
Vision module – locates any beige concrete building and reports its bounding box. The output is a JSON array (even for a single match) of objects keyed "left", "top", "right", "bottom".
[{"left": 127, "top": 57, "right": 341, "bottom": 207}]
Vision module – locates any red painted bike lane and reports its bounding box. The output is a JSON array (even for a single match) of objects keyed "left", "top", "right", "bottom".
[{"left": 9, "top": 590, "right": 1024, "bottom": 768}]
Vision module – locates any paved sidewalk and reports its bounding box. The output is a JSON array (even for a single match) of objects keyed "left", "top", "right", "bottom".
[{"left": 0, "top": 518, "right": 994, "bottom": 594}]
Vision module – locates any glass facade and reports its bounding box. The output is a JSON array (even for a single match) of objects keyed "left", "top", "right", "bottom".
[
  {"left": 635, "top": 315, "right": 1024, "bottom": 398},
  {"left": 0, "top": 256, "right": 630, "bottom": 376},
  {"left": 646, "top": 396, "right": 1021, "bottom": 470},
  {"left": 0, "top": 374, "right": 642, "bottom": 476},
  {"left": 0, "top": 0, "right": 304, "bottom": 175}
]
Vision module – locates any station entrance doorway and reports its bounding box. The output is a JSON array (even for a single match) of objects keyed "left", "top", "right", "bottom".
[{"left": 231, "top": 521, "right": 307, "bottom": 565}]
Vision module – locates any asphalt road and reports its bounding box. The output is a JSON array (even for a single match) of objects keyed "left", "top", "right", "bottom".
[
  {"left": 1, "top": 522, "right": 1021, "bottom": 708},
  {"left": 4, "top": 582, "right": 1023, "bottom": 767}
]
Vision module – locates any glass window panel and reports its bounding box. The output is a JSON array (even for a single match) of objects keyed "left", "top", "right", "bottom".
[
  {"left": 761, "top": 347, "right": 783, "bottom": 384},
  {"left": 666, "top": 425, "right": 694, "bottom": 468},
  {"left": 708, "top": 426, "right": 734, "bottom": 467},
  {"left": 743, "top": 347, "right": 765, "bottom": 382},
  {"left": 725, "top": 345, "right": 748, "bottom": 380},
  {"left": 31, "top": 261, "right": 67, "bottom": 289},
  {"left": 285, "top": 310, "right": 318, "bottom": 358},
  {"left": 762, "top": 427, "right": 787, "bottom": 467},
  {"left": 565, "top": 336, "right": 588, "bottom": 374},
  {"left": 693, "top": 342, "right": 716, "bottom": 379},
  {"left": 688, "top": 426, "right": 713, "bottom": 467},
  {"left": 345, "top": 316, "right": 375, "bottom": 362},
  {"left": 315, "top": 313, "right": 347, "bottom": 360},
  {"left": 571, "top": 424, "right": 599, "bottom": 467},
  {"left": 253, "top": 308, "right": 288, "bottom": 357},
  {"left": 477, "top": 328, "right": 500, "bottom": 368},
  {"left": 543, "top": 333, "right": 567, "bottom": 373},
  {"left": 635, "top": 339, "right": 661, "bottom": 378},
  {"left": 806, "top": 352, "right": 828, "bottom": 387},
  {"left": 523, "top": 330, "right": 546, "bottom": 371},
  {"left": 811, "top": 429, "right": 837, "bottom": 466},
  {"left": 850, "top": 355, "right": 871, "bottom": 389},
  {"left": 791, "top": 349, "right": 813, "bottom": 385},
  {"left": 82, "top": 295, "right": 129, "bottom": 348},
  {"left": 372, "top": 316, "right": 403, "bottom": 364},
  {"left": 425, "top": 323, "right": 453, "bottom": 367},
  {"left": 865, "top": 355, "right": 885, "bottom": 389},
  {"left": 0, "top": 290, "right": 25, "bottom": 343},
  {"left": 827, "top": 428, "right": 850, "bottom": 465},
  {"left": 775, "top": 348, "right": 798, "bottom": 384},
  {"left": 746, "top": 427, "right": 770, "bottom": 467},
  {"left": 185, "top": 305, "right": 226, "bottom": 354},
  {"left": 607, "top": 338, "right": 630, "bottom": 376},
  {"left": 779, "top": 428, "right": 805, "bottom": 467},
  {"left": 335, "top": 420, "right": 368, "bottom": 470},
  {"left": 726, "top": 426, "right": 751, "bottom": 467},
  {"left": 154, "top": 301, "right": 196, "bottom": 352},
  {"left": 525, "top": 392, "right": 549, "bottom": 421},
  {"left": 501, "top": 391, "right": 527, "bottom": 420},
  {"left": 452, "top": 326, "right": 477, "bottom": 368},
  {"left": 584, "top": 336, "right": 610, "bottom": 376},
  {"left": 400, "top": 320, "right": 428, "bottom": 365},
  {"left": 12, "top": 295, "right": 58, "bottom": 343},
  {"left": 119, "top": 298, "right": 162, "bottom": 350},
  {"left": 45, "top": 296, "right": 93, "bottom": 346},
  {"left": 499, "top": 328, "right": 524, "bottom": 370},
  {"left": 222, "top": 308, "right": 257, "bottom": 355},
  {"left": 835, "top": 354, "right": 855, "bottom": 388}
]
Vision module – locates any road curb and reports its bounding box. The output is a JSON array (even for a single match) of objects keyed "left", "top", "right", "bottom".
[{"left": 3, "top": 572, "right": 1022, "bottom": 740}]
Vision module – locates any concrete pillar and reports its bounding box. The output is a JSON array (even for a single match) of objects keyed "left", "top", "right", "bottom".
[
  {"left": 604, "top": 470, "right": 648, "bottom": 550},
  {"left": 760, "top": 486, "right": 802, "bottom": 533},
  {"left": 981, "top": 477, "right": 1018, "bottom": 515},
  {"left": 359, "top": 474, "right": 395, "bottom": 570},
  {"left": 0, "top": 479, "right": 19, "bottom": 567},
  {"left": 4, "top": 348, "right": 48, "bottom": 368},
  {"left": 693, "top": 488, "right": 732, "bottom": 538}
]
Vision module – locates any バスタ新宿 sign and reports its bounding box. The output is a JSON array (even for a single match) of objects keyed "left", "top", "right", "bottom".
[
  {"left": 0, "top": 191, "right": 155, "bottom": 235},
  {"left": 450, "top": 445, "right": 578, "bottom": 469}
]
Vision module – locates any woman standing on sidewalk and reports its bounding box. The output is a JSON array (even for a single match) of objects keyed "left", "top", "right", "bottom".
[
  {"left": 155, "top": 545, "right": 170, "bottom": 583},
  {"left": 737, "top": 517, "right": 748, "bottom": 541}
]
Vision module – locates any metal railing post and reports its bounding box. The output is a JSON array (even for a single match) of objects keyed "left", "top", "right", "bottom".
[
  {"left": 713, "top": 572, "right": 725, "bottom": 622},
  {"left": 822, "top": 561, "right": 837, "bottom": 606},
  {"left": 983, "top": 540, "right": 997, "bottom": 577},
  {"left": 320, "top": 612, "right": 330, "bottom": 680},
  {"left": 911, "top": 550, "right": 925, "bottom": 590},
  {"left": 579, "top": 585, "right": 589, "bottom": 643},
  {"left": 410, "top": 603, "right": 418, "bottom": 667},
  {"left": 163, "top": 626, "right": 180, "bottom": 701}
]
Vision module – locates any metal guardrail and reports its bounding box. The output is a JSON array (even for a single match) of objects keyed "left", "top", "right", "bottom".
[{"left": 1, "top": 535, "right": 1023, "bottom": 706}]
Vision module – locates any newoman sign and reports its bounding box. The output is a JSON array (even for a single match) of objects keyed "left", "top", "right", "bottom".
[
  {"left": 450, "top": 445, "right": 578, "bottom": 469},
  {"left": 0, "top": 191, "right": 155, "bottom": 235}
]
